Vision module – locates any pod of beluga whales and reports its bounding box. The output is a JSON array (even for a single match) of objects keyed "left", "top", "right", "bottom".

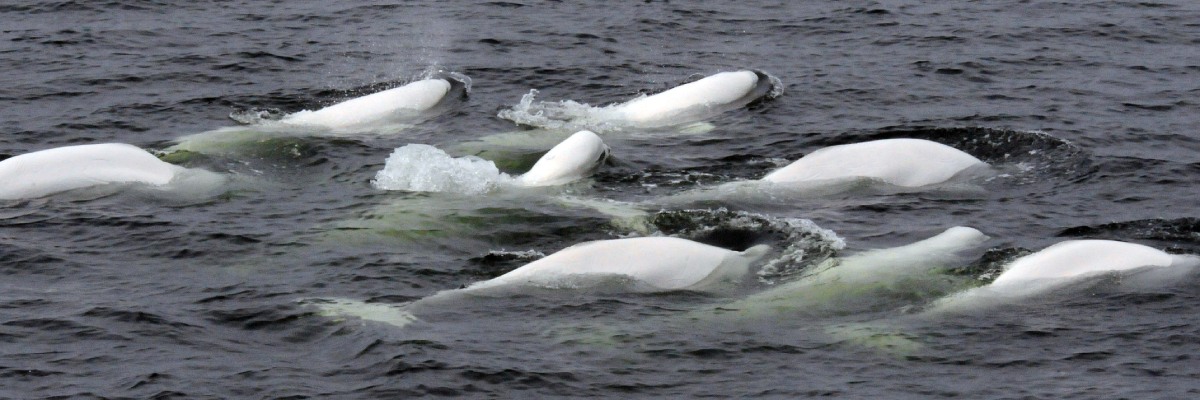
[{"left": 5, "top": 69, "right": 1197, "bottom": 348}]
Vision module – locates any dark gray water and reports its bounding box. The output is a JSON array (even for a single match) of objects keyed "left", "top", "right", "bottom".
[{"left": 3, "top": 1, "right": 1200, "bottom": 398}]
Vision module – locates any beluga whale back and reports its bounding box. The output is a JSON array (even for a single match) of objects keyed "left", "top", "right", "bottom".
[
  {"left": 761, "top": 138, "right": 987, "bottom": 187},
  {"left": 0, "top": 143, "right": 204, "bottom": 200},
  {"left": 613, "top": 70, "right": 777, "bottom": 128}
]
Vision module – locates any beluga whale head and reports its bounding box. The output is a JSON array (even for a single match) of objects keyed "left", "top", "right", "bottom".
[
  {"left": 516, "top": 130, "right": 609, "bottom": 187},
  {"left": 613, "top": 70, "right": 778, "bottom": 129}
]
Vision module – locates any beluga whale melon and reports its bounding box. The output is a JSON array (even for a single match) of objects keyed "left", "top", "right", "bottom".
[
  {"left": 613, "top": 70, "right": 776, "bottom": 128},
  {"left": 0, "top": 143, "right": 221, "bottom": 200},
  {"left": 760, "top": 138, "right": 987, "bottom": 188}
]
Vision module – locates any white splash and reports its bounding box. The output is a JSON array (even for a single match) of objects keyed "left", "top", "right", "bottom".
[
  {"left": 373, "top": 131, "right": 608, "bottom": 194},
  {"left": 372, "top": 144, "right": 513, "bottom": 195}
]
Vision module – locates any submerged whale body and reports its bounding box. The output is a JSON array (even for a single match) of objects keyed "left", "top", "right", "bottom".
[
  {"left": 472, "top": 237, "right": 771, "bottom": 291},
  {"left": 713, "top": 226, "right": 989, "bottom": 318},
  {"left": 516, "top": 130, "right": 609, "bottom": 187},
  {"left": 614, "top": 70, "right": 776, "bottom": 128},
  {"left": 0, "top": 143, "right": 191, "bottom": 200},
  {"left": 282, "top": 77, "right": 458, "bottom": 130},
  {"left": 761, "top": 138, "right": 987, "bottom": 187}
]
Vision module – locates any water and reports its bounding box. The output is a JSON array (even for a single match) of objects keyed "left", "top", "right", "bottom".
[{"left": 3, "top": 0, "right": 1200, "bottom": 398}]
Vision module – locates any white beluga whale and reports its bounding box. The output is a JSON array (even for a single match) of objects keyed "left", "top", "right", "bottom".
[
  {"left": 167, "top": 74, "right": 469, "bottom": 157},
  {"left": 612, "top": 70, "right": 776, "bottom": 129},
  {"left": 468, "top": 237, "right": 770, "bottom": 291},
  {"left": 0, "top": 143, "right": 224, "bottom": 201},
  {"left": 372, "top": 130, "right": 609, "bottom": 194},
  {"left": 282, "top": 77, "right": 455, "bottom": 130},
  {"left": 760, "top": 138, "right": 987, "bottom": 188},
  {"left": 307, "top": 237, "right": 771, "bottom": 327},
  {"left": 495, "top": 69, "right": 779, "bottom": 134},
  {"left": 653, "top": 138, "right": 990, "bottom": 210},
  {"left": 931, "top": 239, "right": 1200, "bottom": 312}
]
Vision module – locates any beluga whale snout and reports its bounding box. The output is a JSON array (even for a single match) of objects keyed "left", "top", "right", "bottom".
[
  {"left": 614, "top": 70, "right": 778, "bottom": 128},
  {"left": 0, "top": 143, "right": 222, "bottom": 201}
]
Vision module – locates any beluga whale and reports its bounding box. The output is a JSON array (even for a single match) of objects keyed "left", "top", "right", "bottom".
[
  {"left": 0, "top": 143, "right": 223, "bottom": 201},
  {"left": 931, "top": 239, "right": 1200, "bottom": 312},
  {"left": 281, "top": 76, "right": 464, "bottom": 131},
  {"left": 610, "top": 70, "right": 778, "bottom": 129},
  {"left": 306, "top": 237, "right": 771, "bottom": 328},
  {"left": 649, "top": 138, "right": 990, "bottom": 211},
  {"left": 495, "top": 69, "right": 780, "bottom": 135},
  {"left": 759, "top": 138, "right": 988, "bottom": 188},
  {"left": 167, "top": 73, "right": 470, "bottom": 158}
]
